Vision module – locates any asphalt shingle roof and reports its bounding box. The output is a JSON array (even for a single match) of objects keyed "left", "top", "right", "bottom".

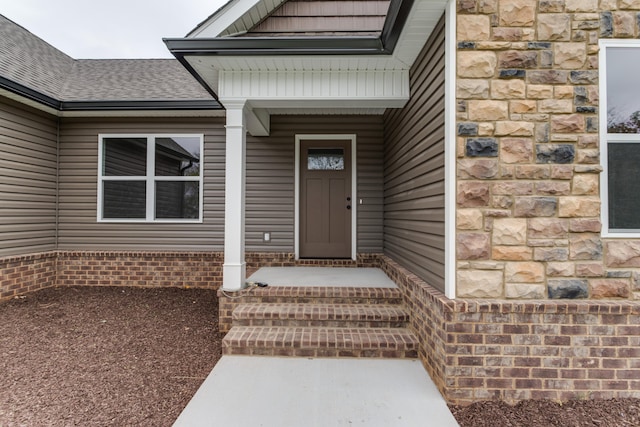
[{"left": 0, "top": 14, "right": 213, "bottom": 104}]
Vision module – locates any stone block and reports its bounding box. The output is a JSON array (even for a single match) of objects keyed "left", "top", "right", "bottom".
[
  {"left": 465, "top": 138, "right": 499, "bottom": 157},
  {"left": 572, "top": 174, "right": 599, "bottom": 195},
  {"left": 569, "top": 71, "right": 598, "bottom": 85},
  {"left": 558, "top": 196, "right": 600, "bottom": 217},
  {"left": 457, "top": 233, "right": 491, "bottom": 260},
  {"left": 457, "top": 79, "right": 490, "bottom": 99},
  {"left": 457, "top": 0, "right": 476, "bottom": 12},
  {"left": 457, "top": 209, "right": 484, "bottom": 230},
  {"left": 495, "top": 121, "right": 535, "bottom": 137},
  {"left": 528, "top": 85, "right": 553, "bottom": 99},
  {"left": 550, "top": 165, "right": 574, "bottom": 180},
  {"left": 458, "top": 182, "right": 491, "bottom": 207},
  {"left": 606, "top": 241, "right": 640, "bottom": 267},
  {"left": 590, "top": 279, "right": 630, "bottom": 299},
  {"left": 613, "top": 12, "right": 636, "bottom": 37},
  {"left": 554, "top": 43, "right": 587, "bottom": 69},
  {"left": 539, "top": 0, "right": 565, "bottom": 12},
  {"left": 510, "top": 100, "right": 537, "bottom": 114},
  {"left": 499, "top": 0, "right": 536, "bottom": 26},
  {"left": 554, "top": 86, "right": 574, "bottom": 99},
  {"left": 458, "top": 52, "right": 497, "bottom": 78},
  {"left": 468, "top": 100, "right": 509, "bottom": 121},
  {"left": 570, "top": 218, "right": 601, "bottom": 233},
  {"left": 566, "top": 0, "right": 598, "bottom": 12},
  {"left": 505, "top": 261, "right": 545, "bottom": 283},
  {"left": 499, "top": 69, "right": 526, "bottom": 79},
  {"left": 536, "top": 144, "right": 575, "bottom": 164},
  {"left": 536, "top": 123, "right": 550, "bottom": 143},
  {"left": 457, "top": 270, "right": 504, "bottom": 298},
  {"left": 493, "top": 246, "right": 533, "bottom": 260},
  {"left": 491, "top": 79, "right": 527, "bottom": 99},
  {"left": 551, "top": 115, "right": 585, "bottom": 133},
  {"left": 537, "top": 14, "right": 571, "bottom": 41},
  {"left": 515, "top": 165, "right": 550, "bottom": 180},
  {"left": 601, "top": 12, "right": 613, "bottom": 37},
  {"left": 458, "top": 15, "right": 491, "bottom": 41},
  {"left": 577, "top": 135, "right": 598, "bottom": 149},
  {"left": 576, "top": 149, "right": 599, "bottom": 164},
  {"left": 498, "top": 51, "right": 538, "bottom": 69},
  {"left": 478, "top": 123, "right": 495, "bottom": 136},
  {"left": 458, "top": 159, "right": 499, "bottom": 179},
  {"left": 500, "top": 138, "right": 533, "bottom": 163},
  {"left": 458, "top": 123, "right": 478, "bottom": 136},
  {"left": 528, "top": 218, "right": 569, "bottom": 239},
  {"left": 506, "top": 283, "right": 546, "bottom": 299},
  {"left": 534, "top": 247, "right": 569, "bottom": 261},
  {"left": 547, "top": 262, "right": 575, "bottom": 277},
  {"left": 492, "top": 195, "right": 513, "bottom": 210},
  {"left": 576, "top": 262, "right": 604, "bottom": 277},
  {"left": 528, "top": 71, "right": 568, "bottom": 84},
  {"left": 493, "top": 218, "right": 527, "bottom": 245},
  {"left": 570, "top": 234, "right": 603, "bottom": 260},
  {"left": 538, "top": 99, "right": 573, "bottom": 113},
  {"left": 619, "top": 0, "right": 640, "bottom": 8},
  {"left": 492, "top": 181, "right": 533, "bottom": 195},
  {"left": 548, "top": 279, "right": 589, "bottom": 299},
  {"left": 514, "top": 197, "right": 558, "bottom": 217},
  {"left": 535, "top": 181, "right": 571, "bottom": 196}
]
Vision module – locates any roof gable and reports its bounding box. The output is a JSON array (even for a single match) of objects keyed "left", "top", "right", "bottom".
[{"left": 243, "top": 0, "right": 391, "bottom": 37}]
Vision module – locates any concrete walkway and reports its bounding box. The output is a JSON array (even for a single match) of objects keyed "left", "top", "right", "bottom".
[{"left": 173, "top": 356, "right": 459, "bottom": 426}]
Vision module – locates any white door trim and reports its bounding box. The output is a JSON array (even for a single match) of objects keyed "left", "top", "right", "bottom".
[{"left": 295, "top": 134, "right": 357, "bottom": 260}]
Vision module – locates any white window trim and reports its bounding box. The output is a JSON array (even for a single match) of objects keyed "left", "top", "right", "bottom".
[
  {"left": 599, "top": 39, "right": 640, "bottom": 237},
  {"left": 97, "top": 133, "right": 204, "bottom": 223},
  {"left": 444, "top": 0, "right": 456, "bottom": 299},
  {"left": 294, "top": 134, "right": 357, "bottom": 261}
]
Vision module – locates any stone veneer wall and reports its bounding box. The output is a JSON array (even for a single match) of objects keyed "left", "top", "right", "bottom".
[
  {"left": 0, "top": 251, "right": 223, "bottom": 303},
  {"left": 455, "top": 0, "right": 640, "bottom": 300},
  {"left": 382, "top": 255, "right": 640, "bottom": 405}
]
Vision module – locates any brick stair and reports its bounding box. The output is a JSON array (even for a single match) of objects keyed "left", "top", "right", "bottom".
[{"left": 222, "top": 286, "right": 418, "bottom": 358}]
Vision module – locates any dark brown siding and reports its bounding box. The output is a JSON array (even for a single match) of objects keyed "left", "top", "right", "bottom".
[
  {"left": 246, "top": 115, "right": 384, "bottom": 253},
  {"left": 57, "top": 117, "right": 225, "bottom": 251},
  {"left": 245, "top": 0, "right": 390, "bottom": 37},
  {"left": 0, "top": 97, "right": 58, "bottom": 257},
  {"left": 383, "top": 14, "right": 446, "bottom": 291}
]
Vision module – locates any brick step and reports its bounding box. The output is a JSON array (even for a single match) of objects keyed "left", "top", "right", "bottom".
[
  {"left": 219, "top": 286, "right": 403, "bottom": 305},
  {"left": 222, "top": 326, "right": 419, "bottom": 359},
  {"left": 232, "top": 303, "right": 409, "bottom": 328}
]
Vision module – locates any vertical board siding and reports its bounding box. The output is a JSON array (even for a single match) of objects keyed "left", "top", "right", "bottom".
[
  {"left": 246, "top": 115, "right": 384, "bottom": 253},
  {"left": 0, "top": 97, "right": 58, "bottom": 257},
  {"left": 383, "top": 15, "right": 446, "bottom": 292},
  {"left": 57, "top": 117, "right": 225, "bottom": 251}
]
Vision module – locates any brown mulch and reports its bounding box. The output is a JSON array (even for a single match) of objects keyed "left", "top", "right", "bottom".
[
  {"left": 450, "top": 398, "right": 640, "bottom": 426},
  {"left": 2, "top": 286, "right": 640, "bottom": 427},
  {"left": 0, "top": 286, "right": 221, "bottom": 427}
]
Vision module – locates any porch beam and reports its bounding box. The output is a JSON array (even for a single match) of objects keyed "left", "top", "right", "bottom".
[{"left": 222, "top": 100, "right": 247, "bottom": 291}]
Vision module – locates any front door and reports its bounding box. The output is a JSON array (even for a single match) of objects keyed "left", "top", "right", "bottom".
[{"left": 300, "top": 140, "right": 352, "bottom": 258}]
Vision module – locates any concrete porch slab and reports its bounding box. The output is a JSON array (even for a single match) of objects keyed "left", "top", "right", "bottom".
[
  {"left": 247, "top": 267, "right": 397, "bottom": 288},
  {"left": 173, "top": 356, "right": 459, "bottom": 427}
]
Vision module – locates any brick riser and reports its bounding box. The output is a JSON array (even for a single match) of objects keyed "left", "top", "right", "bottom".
[{"left": 222, "top": 286, "right": 419, "bottom": 359}]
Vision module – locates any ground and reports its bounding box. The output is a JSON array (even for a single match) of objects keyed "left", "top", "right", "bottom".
[{"left": 0, "top": 286, "right": 639, "bottom": 426}]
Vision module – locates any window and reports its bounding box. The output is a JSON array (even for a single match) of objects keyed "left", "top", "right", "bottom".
[
  {"left": 600, "top": 41, "right": 640, "bottom": 236},
  {"left": 98, "top": 134, "right": 203, "bottom": 222}
]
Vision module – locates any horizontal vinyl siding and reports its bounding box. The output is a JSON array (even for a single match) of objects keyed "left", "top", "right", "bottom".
[
  {"left": 57, "top": 117, "right": 225, "bottom": 251},
  {"left": 246, "top": 115, "right": 384, "bottom": 253},
  {"left": 0, "top": 97, "right": 58, "bottom": 257},
  {"left": 383, "top": 14, "right": 446, "bottom": 291}
]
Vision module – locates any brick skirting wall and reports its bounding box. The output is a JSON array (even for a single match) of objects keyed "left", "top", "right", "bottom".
[
  {"left": 0, "top": 251, "right": 224, "bottom": 302},
  {"left": 381, "top": 255, "right": 640, "bottom": 405},
  {"left": 0, "top": 252, "right": 57, "bottom": 300}
]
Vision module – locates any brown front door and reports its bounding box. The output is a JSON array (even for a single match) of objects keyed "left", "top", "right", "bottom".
[{"left": 300, "top": 139, "right": 352, "bottom": 258}]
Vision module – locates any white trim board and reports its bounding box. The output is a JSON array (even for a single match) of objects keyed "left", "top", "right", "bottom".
[{"left": 294, "top": 134, "right": 358, "bottom": 261}]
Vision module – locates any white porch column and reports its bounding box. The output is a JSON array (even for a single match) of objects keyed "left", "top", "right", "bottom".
[{"left": 222, "top": 100, "right": 247, "bottom": 291}]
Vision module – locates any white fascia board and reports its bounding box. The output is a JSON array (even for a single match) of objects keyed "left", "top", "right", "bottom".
[{"left": 218, "top": 69, "right": 409, "bottom": 106}]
